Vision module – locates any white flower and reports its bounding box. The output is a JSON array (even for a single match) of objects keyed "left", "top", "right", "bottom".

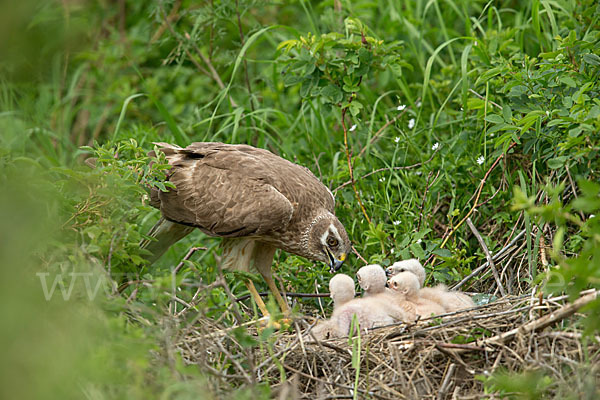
[
  {"left": 474, "top": 41, "right": 478, "bottom": 46},
  {"left": 416, "top": 239, "right": 422, "bottom": 244},
  {"left": 379, "top": 177, "right": 386, "bottom": 182},
  {"left": 349, "top": 124, "right": 357, "bottom": 132},
  {"left": 394, "top": 136, "right": 400, "bottom": 143},
  {"left": 590, "top": 214, "right": 596, "bottom": 218},
  {"left": 408, "top": 118, "right": 415, "bottom": 129},
  {"left": 416, "top": 101, "right": 422, "bottom": 108},
  {"left": 392, "top": 220, "right": 401, "bottom": 226},
  {"left": 390, "top": 248, "right": 395, "bottom": 253},
  {"left": 416, "top": 171, "right": 422, "bottom": 176},
  {"left": 397, "top": 104, "right": 406, "bottom": 111},
  {"left": 477, "top": 155, "right": 485, "bottom": 165},
  {"left": 431, "top": 142, "right": 440, "bottom": 151},
  {"left": 546, "top": 110, "right": 550, "bottom": 116}
]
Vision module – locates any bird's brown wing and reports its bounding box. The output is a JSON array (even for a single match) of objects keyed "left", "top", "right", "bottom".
[{"left": 152, "top": 143, "right": 294, "bottom": 237}]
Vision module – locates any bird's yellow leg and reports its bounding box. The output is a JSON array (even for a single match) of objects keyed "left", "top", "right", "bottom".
[
  {"left": 244, "top": 279, "right": 270, "bottom": 318},
  {"left": 263, "top": 274, "right": 290, "bottom": 317}
]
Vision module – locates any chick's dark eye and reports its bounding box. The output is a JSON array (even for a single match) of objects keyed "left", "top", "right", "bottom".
[{"left": 327, "top": 237, "right": 338, "bottom": 247}]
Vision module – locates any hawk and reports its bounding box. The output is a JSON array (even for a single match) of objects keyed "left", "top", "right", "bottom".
[{"left": 142, "top": 142, "right": 351, "bottom": 319}]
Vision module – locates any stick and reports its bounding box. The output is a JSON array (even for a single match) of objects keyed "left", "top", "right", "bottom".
[
  {"left": 333, "top": 149, "right": 438, "bottom": 192},
  {"left": 438, "top": 142, "right": 517, "bottom": 250},
  {"left": 447, "top": 290, "right": 599, "bottom": 354},
  {"left": 235, "top": 291, "right": 331, "bottom": 303},
  {"left": 466, "top": 218, "right": 507, "bottom": 297},
  {"left": 452, "top": 228, "right": 526, "bottom": 290}
]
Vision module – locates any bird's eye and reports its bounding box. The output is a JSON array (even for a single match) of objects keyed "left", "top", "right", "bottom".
[{"left": 327, "top": 237, "right": 338, "bottom": 247}]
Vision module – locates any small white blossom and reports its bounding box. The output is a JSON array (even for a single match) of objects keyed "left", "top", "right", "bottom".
[
  {"left": 392, "top": 220, "right": 401, "bottom": 226},
  {"left": 408, "top": 118, "right": 415, "bottom": 129},
  {"left": 349, "top": 124, "right": 357, "bottom": 132},
  {"left": 546, "top": 110, "right": 550, "bottom": 116},
  {"left": 416, "top": 171, "right": 422, "bottom": 176},
  {"left": 390, "top": 248, "right": 395, "bottom": 253},
  {"left": 379, "top": 177, "right": 386, "bottom": 182},
  {"left": 474, "top": 41, "right": 478, "bottom": 46},
  {"left": 416, "top": 101, "right": 422, "bottom": 108},
  {"left": 590, "top": 214, "right": 596, "bottom": 218},
  {"left": 397, "top": 104, "right": 406, "bottom": 111},
  {"left": 416, "top": 239, "right": 422, "bottom": 244},
  {"left": 477, "top": 155, "right": 485, "bottom": 165},
  {"left": 431, "top": 142, "right": 440, "bottom": 151},
  {"left": 394, "top": 136, "right": 400, "bottom": 143}
]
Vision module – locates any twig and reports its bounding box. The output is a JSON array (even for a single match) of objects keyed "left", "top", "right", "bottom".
[
  {"left": 416, "top": 170, "right": 441, "bottom": 232},
  {"left": 150, "top": 0, "right": 181, "bottom": 43},
  {"left": 452, "top": 228, "right": 526, "bottom": 290},
  {"left": 466, "top": 218, "right": 507, "bottom": 297},
  {"left": 452, "top": 290, "right": 599, "bottom": 353},
  {"left": 281, "top": 364, "right": 391, "bottom": 400},
  {"left": 468, "top": 89, "right": 503, "bottom": 110},
  {"left": 352, "top": 245, "right": 368, "bottom": 264},
  {"left": 333, "top": 148, "right": 439, "bottom": 192},
  {"left": 341, "top": 108, "right": 372, "bottom": 224},
  {"left": 357, "top": 104, "right": 413, "bottom": 158},
  {"left": 437, "top": 363, "right": 456, "bottom": 400},
  {"left": 438, "top": 142, "right": 517, "bottom": 250},
  {"left": 174, "top": 246, "right": 207, "bottom": 274},
  {"left": 235, "top": 291, "right": 331, "bottom": 303}
]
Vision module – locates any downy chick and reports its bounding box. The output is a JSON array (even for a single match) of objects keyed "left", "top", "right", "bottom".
[
  {"left": 387, "top": 259, "right": 474, "bottom": 312},
  {"left": 356, "top": 264, "right": 388, "bottom": 296},
  {"left": 310, "top": 272, "right": 413, "bottom": 340},
  {"left": 387, "top": 272, "right": 445, "bottom": 319},
  {"left": 329, "top": 273, "right": 355, "bottom": 307}
]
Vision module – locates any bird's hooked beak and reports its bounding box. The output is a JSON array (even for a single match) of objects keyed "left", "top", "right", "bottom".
[{"left": 327, "top": 250, "right": 346, "bottom": 273}]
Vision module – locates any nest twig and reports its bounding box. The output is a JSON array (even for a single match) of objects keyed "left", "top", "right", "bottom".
[{"left": 175, "top": 289, "right": 600, "bottom": 399}]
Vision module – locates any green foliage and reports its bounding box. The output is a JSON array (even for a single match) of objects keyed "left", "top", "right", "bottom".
[
  {"left": 2, "top": 0, "right": 600, "bottom": 398},
  {"left": 278, "top": 18, "right": 406, "bottom": 117}
]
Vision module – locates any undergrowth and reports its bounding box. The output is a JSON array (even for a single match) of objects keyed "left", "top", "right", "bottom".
[{"left": 1, "top": 0, "right": 599, "bottom": 398}]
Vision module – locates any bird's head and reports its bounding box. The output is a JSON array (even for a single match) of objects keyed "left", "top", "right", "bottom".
[
  {"left": 385, "top": 259, "right": 425, "bottom": 287},
  {"left": 356, "top": 264, "right": 387, "bottom": 293},
  {"left": 306, "top": 213, "right": 351, "bottom": 273},
  {"left": 387, "top": 272, "right": 419, "bottom": 297}
]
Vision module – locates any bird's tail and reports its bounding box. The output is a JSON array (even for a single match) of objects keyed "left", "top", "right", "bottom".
[{"left": 140, "top": 217, "right": 195, "bottom": 265}]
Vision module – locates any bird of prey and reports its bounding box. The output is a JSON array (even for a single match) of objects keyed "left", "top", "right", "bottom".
[{"left": 141, "top": 142, "right": 351, "bottom": 319}]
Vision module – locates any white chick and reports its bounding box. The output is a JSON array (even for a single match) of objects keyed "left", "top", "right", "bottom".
[
  {"left": 329, "top": 273, "right": 355, "bottom": 307},
  {"left": 356, "top": 264, "right": 388, "bottom": 296},
  {"left": 387, "top": 272, "right": 445, "bottom": 318},
  {"left": 386, "top": 259, "right": 426, "bottom": 285},
  {"left": 387, "top": 259, "right": 474, "bottom": 312},
  {"left": 309, "top": 271, "right": 413, "bottom": 340}
]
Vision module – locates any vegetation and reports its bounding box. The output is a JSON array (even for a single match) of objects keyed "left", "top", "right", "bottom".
[{"left": 1, "top": 0, "right": 599, "bottom": 398}]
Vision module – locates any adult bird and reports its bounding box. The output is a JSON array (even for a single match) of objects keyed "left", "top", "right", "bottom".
[{"left": 141, "top": 142, "right": 351, "bottom": 319}]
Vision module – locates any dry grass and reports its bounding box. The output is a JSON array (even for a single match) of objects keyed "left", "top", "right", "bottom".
[{"left": 174, "top": 288, "right": 600, "bottom": 399}]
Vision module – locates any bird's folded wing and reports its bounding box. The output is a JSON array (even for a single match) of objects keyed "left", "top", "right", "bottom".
[{"left": 156, "top": 162, "right": 294, "bottom": 238}]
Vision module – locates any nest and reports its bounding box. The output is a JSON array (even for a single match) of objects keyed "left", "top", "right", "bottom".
[{"left": 176, "top": 289, "right": 600, "bottom": 399}]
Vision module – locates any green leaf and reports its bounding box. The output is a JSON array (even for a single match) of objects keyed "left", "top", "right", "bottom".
[
  {"left": 502, "top": 105, "right": 513, "bottom": 123},
  {"left": 547, "top": 156, "right": 568, "bottom": 169},
  {"left": 349, "top": 101, "right": 363, "bottom": 117},
  {"left": 410, "top": 242, "right": 425, "bottom": 259},
  {"left": 559, "top": 76, "right": 577, "bottom": 88},
  {"left": 485, "top": 114, "right": 504, "bottom": 124},
  {"left": 321, "top": 84, "right": 343, "bottom": 103},
  {"left": 583, "top": 53, "right": 600, "bottom": 66}
]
